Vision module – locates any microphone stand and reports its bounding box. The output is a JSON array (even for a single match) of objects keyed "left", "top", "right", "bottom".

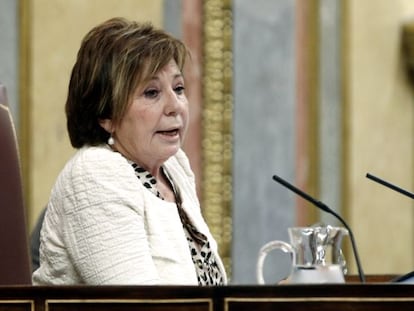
[
  {"left": 366, "top": 173, "right": 414, "bottom": 283},
  {"left": 366, "top": 173, "right": 414, "bottom": 199},
  {"left": 272, "top": 174, "right": 366, "bottom": 283}
]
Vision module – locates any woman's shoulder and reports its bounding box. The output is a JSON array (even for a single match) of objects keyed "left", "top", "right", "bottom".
[
  {"left": 52, "top": 145, "right": 142, "bottom": 207},
  {"left": 57, "top": 145, "right": 134, "bottom": 187},
  {"left": 76, "top": 144, "right": 123, "bottom": 162},
  {"left": 70, "top": 145, "right": 127, "bottom": 171}
]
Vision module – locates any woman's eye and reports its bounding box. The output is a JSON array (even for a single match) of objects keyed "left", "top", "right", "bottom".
[
  {"left": 144, "top": 89, "right": 159, "bottom": 98},
  {"left": 174, "top": 85, "right": 185, "bottom": 95}
]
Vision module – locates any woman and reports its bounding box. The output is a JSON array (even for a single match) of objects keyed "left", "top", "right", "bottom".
[{"left": 32, "top": 17, "right": 227, "bottom": 285}]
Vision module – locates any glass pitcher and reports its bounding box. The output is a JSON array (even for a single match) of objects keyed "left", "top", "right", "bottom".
[{"left": 256, "top": 224, "right": 348, "bottom": 284}]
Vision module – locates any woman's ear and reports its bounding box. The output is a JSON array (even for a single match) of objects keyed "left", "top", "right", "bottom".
[{"left": 98, "top": 118, "right": 113, "bottom": 134}]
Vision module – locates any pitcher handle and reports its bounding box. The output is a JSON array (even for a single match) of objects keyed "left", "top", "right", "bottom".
[{"left": 256, "top": 240, "right": 295, "bottom": 284}]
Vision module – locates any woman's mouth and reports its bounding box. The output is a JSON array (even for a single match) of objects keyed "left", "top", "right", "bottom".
[{"left": 157, "top": 129, "right": 179, "bottom": 137}]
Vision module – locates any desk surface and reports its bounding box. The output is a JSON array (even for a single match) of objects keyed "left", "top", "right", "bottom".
[{"left": 0, "top": 280, "right": 414, "bottom": 311}]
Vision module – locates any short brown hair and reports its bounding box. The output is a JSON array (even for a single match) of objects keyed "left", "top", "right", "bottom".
[{"left": 66, "top": 17, "right": 188, "bottom": 148}]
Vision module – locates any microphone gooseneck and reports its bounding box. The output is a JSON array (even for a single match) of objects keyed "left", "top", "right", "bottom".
[
  {"left": 272, "top": 174, "right": 366, "bottom": 283},
  {"left": 366, "top": 173, "right": 414, "bottom": 199}
]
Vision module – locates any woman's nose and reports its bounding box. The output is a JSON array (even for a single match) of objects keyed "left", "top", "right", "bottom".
[{"left": 165, "top": 90, "right": 184, "bottom": 115}]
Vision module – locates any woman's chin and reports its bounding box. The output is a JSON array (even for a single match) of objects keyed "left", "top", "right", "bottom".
[{"left": 160, "top": 144, "right": 181, "bottom": 159}]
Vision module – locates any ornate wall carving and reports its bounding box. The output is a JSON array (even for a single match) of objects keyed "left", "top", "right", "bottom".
[{"left": 202, "top": 0, "right": 233, "bottom": 275}]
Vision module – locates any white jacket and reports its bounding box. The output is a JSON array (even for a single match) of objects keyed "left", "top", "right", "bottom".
[{"left": 32, "top": 146, "right": 227, "bottom": 285}]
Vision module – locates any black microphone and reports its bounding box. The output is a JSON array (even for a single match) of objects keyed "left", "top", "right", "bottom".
[
  {"left": 366, "top": 173, "right": 414, "bottom": 284},
  {"left": 366, "top": 173, "right": 414, "bottom": 200},
  {"left": 272, "top": 174, "right": 366, "bottom": 283}
]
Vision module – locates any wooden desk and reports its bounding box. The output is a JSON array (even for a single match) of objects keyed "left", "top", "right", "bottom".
[{"left": 0, "top": 282, "right": 413, "bottom": 311}]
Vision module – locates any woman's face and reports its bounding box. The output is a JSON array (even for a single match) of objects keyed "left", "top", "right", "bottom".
[{"left": 105, "top": 59, "right": 189, "bottom": 172}]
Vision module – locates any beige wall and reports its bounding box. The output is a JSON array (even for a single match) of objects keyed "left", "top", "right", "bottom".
[
  {"left": 346, "top": 0, "right": 414, "bottom": 274},
  {"left": 26, "top": 0, "right": 163, "bottom": 229}
]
